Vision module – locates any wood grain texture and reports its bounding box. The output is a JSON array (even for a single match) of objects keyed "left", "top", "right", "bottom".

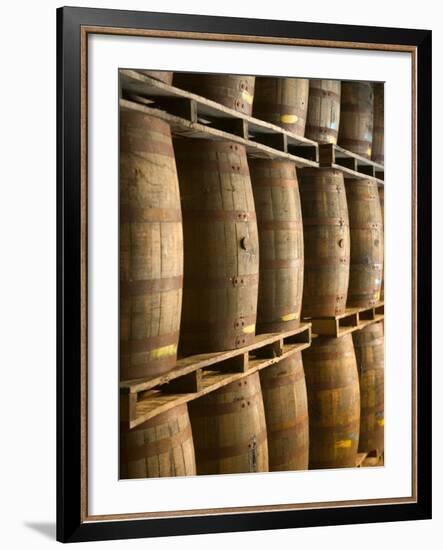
[
  {"left": 298, "top": 168, "right": 350, "bottom": 317},
  {"left": 305, "top": 80, "right": 341, "bottom": 144},
  {"left": 138, "top": 71, "right": 173, "bottom": 84},
  {"left": 253, "top": 77, "right": 309, "bottom": 136},
  {"left": 372, "top": 83, "right": 384, "bottom": 165},
  {"left": 173, "top": 73, "right": 255, "bottom": 115},
  {"left": 338, "top": 81, "right": 374, "bottom": 159},
  {"left": 302, "top": 335, "right": 360, "bottom": 469},
  {"left": 345, "top": 179, "right": 383, "bottom": 308},
  {"left": 378, "top": 184, "right": 384, "bottom": 300},
  {"left": 352, "top": 322, "right": 384, "bottom": 453},
  {"left": 249, "top": 159, "right": 304, "bottom": 332},
  {"left": 120, "top": 403, "right": 196, "bottom": 478},
  {"left": 260, "top": 353, "right": 309, "bottom": 471},
  {"left": 120, "top": 110, "right": 183, "bottom": 381},
  {"left": 188, "top": 371, "right": 269, "bottom": 475},
  {"left": 174, "top": 139, "right": 259, "bottom": 355}
]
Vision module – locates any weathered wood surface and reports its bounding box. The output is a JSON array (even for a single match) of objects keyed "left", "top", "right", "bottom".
[
  {"left": 372, "top": 83, "right": 384, "bottom": 165},
  {"left": 303, "top": 334, "right": 360, "bottom": 469},
  {"left": 253, "top": 77, "right": 309, "bottom": 136},
  {"left": 174, "top": 139, "right": 259, "bottom": 355},
  {"left": 378, "top": 185, "right": 384, "bottom": 300},
  {"left": 139, "top": 71, "right": 173, "bottom": 84},
  {"left": 353, "top": 322, "right": 384, "bottom": 454},
  {"left": 189, "top": 371, "right": 269, "bottom": 475},
  {"left": 260, "top": 352, "right": 309, "bottom": 471},
  {"left": 120, "top": 110, "right": 183, "bottom": 381},
  {"left": 319, "top": 143, "right": 384, "bottom": 183},
  {"left": 345, "top": 179, "right": 383, "bottom": 308},
  {"left": 174, "top": 73, "right": 256, "bottom": 115},
  {"left": 306, "top": 80, "right": 341, "bottom": 144},
  {"left": 298, "top": 168, "right": 350, "bottom": 317},
  {"left": 307, "top": 301, "right": 384, "bottom": 337},
  {"left": 249, "top": 159, "right": 304, "bottom": 333},
  {"left": 120, "top": 403, "right": 196, "bottom": 479},
  {"left": 339, "top": 81, "right": 374, "bottom": 159}
]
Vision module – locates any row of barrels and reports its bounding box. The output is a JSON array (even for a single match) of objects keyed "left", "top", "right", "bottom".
[
  {"left": 120, "top": 110, "right": 384, "bottom": 381},
  {"left": 141, "top": 70, "right": 384, "bottom": 163},
  {"left": 121, "top": 322, "right": 384, "bottom": 478}
]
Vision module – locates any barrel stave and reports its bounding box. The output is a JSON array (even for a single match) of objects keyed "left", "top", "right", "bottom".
[
  {"left": 339, "top": 81, "right": 374, "bottom": 159},
  {"left": 305, "top": 79, "right": 341, "bottom": 144}
]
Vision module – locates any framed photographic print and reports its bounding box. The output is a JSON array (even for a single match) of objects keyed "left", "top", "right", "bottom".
[{"left": 57, "top": 6, "right": 432, "bottom": 543}]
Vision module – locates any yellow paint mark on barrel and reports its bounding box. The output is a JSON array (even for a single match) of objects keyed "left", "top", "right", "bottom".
[
  {"left": 280, "top": 114, "right": 298, "bottom": 124},
  {"left": 377, "top": 418, "right": 384, "bottom": 427},
  {"left": 242, "top": 324, "right": 256, "bottom": 334},
  {"left": 150, "top": 344, "right": 177, "bottom": 359},
  {"left": 241, "top": 90, "right": 254, "bottom": 105},
  {"left": 367, "top": 147, "right": 372, "bottom": 156},
  {"left": 335, "top": 439, "right": 352, "bottom": 449},
  {"left": 281, "top": 312, "right": 298, "bottom": 322}
]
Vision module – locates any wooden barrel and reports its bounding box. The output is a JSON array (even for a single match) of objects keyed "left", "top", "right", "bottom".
[
  {"left": 379, "top": 185, "right": 384, "bottom": 300},
  {"left": 173, "top": 73, "right": 255, "bottom": 115},
  {"left": 188, "top": 372, "right": 269, "bottom": 474},
  {"left": 302, "top": 335, "right": 360, "bottom": 469},
  {"left": 249, "top": 160, "right": 304, "bottom": 333},
  {"left": 174, "top": 139, "right": 259, "bottom": 355},
  {"left": 352, "top": 322, "right": 384, "bottom": 453},
  {"left": 372, "top": 83, "right": 384, "bottom": 164},
  {"left": 139, "top": 71, "right": 173, "bottom": 85},
  {"left": 338, "top": 81, "right": 374, "bottom": 159},
  {"left": 345, "top": 179, "right": 383, "bottom": 308},
  {"left": 253, "top": 77, "right": 309, "bottom": 135},
  {"left": 305, "top": 80, "right": 341, "bottom": 144},
  {"left": 120, "top": 404, "right": 196, "bottom": 478},
  {"left": 298, "top": 168, "right": 350, "bottom": 317},
  {"left": 120, "top": 110, "right": 183, "bottom": 381},
  {"left": 260, "top": 353, "right": 309, "bottom": 471}
]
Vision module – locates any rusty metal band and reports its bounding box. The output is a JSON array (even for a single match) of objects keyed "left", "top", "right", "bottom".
[
  {"left": 124, "top": 424, "right": 193, "bottom": 462},
  {"left": 339, "top": 137, "right": 372, "bottom": 148},
  {"left": 254, "top": 104, "right": 308, "bottom": 119},
  {"left": 190, "top": 390, "right": 263, "bottom": 417},
  {"left": 120, "top": 331, "right": 179, "bottom": 354},
  {"left": 183, "top": 208, "right": 256, "bottom": 222},
  {"left": 350, "top": 223, "right": 382, "bottom": 230},
  {"left": 175, "top": 140, "right": 246, "bottom": 155},
  {"left": 260, "top": 258, "right": 303, "bottom": 269},
  {"left": 129, "top": 404, "right": 189, "bottom": 430},
  {"left": 261, "top": 369, "right": 305, "bottom": 389},
  {"left": 251, "top": 178, "right": 298, "bottom": 188},
  {"left": 305, "top": 349, "right": 356, "bottom": 362},
  {"left": 304, "top": 256, "right": 349, "bottom": 267},
  {"left": 302, "top": 295, "right": 346, "bottom": 308},
  {"left": 184, "top": 272, "right": 259, "bottom": 290},
  {"left": 195, "top": 430, "right": 267, "bottom": 461},
  {"left": 310, "top": 419, "right": 360, "bottom": 433},
  {"left": 258, "top": 220, "right": 303, "bottom": 231},
  {"left": 308, "top": 87, "right": 341, "bottom": 102},
  {"left": 303, "top": 217, "right": 348, "bottom": 227},
  {"left": 120, "top": 355, "right": 177, "bottom": 381},
  {"left": 120, "top": 275, "right": 183, "bottom": 297},
  {"left": 349, "top": 263, "right": 383, "bottom": 271},
  {"left": 299, "top": 168, "right": 343, "bottom": 178},
  {"left": 299, "top": 183, "right": 344, "bottom": 193},
  {"left": 180, "top": 314, "right": 257, "bottom": 333},
  {"left": 268, "top": 415, "right": 309, "bottom": 437},
  {"left": 258, "top": 303, "right": 301, "bottom": 321},
  {"left": 121, "top": 111, "right": 171, "bottom": 135},
  {"left": 305, "top": 124, "right": 338, "bottom": 136},
  {"left": 176, "top": 159, "right": 250, "bottom": 176},
  {"left": 354, "top": 337, "right": 385, "bottom": 348},
  {"left": 120, "top": 136, "right": 175, "bottom": 158},
  {"left": 120, "top": 206, "right": 182, "bottom": 223},
  {"left": 341, "top": 101, "right": 373, "bottom": 112}
]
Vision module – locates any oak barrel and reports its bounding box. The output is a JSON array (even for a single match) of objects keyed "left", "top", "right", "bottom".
[
  {"left": 120, "top": 404, "right": 196, "bottom": 478},
  {"left": 379, "top": 185, "right": 384, "bottom": 300},
  {"left": 352, "top": 322, "right": 384, "bottom": 453},
  {"left": 120, "top": 110, "right": 183, "bottom": 381},
  {"left": 298, "top": 168, "right": 350, "bottom": 317},
  {"left": 253, "top": 77, "right": 309, "bottom": 136},
  {"left": 345, "top": 179, "right": 383, "bottom": 308},
  {"left": 174, "top": 139, "right": 259, "bottom": 355},
  {"left": 372, "top": 83, "right": 384, "bottom": 164},
  {"left": 173, "top": 73, "right": 255, "bottom": 115},
  {"left": 249, "top": 160, "right": 304, "bottom": 332},
  {"left": 302, "top": 335, "right": 360, "bottom": 469},
  {"left": 260, "top": 353, "right": 309, "bottom": 471},
  {"left": 139, "top": 71, "right": 173, "bottom": 84},
  {"left": 305, "top": 80, "right": 341, "bottom": 144},
  {"left": 188, "top": 372, "right": 269, "bottom": 475},
  {"left": 338, "top": 81, "right": 374, "bottom": 159}
]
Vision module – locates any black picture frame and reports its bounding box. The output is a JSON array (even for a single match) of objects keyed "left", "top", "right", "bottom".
[{"left": 57, "top": 6, "right": 432, "bottom": 543}]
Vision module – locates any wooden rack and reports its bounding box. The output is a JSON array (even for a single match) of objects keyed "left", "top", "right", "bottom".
[
  {"left": 318, "top": 143, "right": 384, "bottom": 183},
  {"left": 356, "top": 450, "right": 384, "bottom": 468},
  {"left": 120, "top": 70, "right": 319, "bottom": 167},
  {"left": 121, "top": 323, "right": 311, "bottom": 429},
  {"left": 307, "top": 302, "right": 384, "bottom": 337}
]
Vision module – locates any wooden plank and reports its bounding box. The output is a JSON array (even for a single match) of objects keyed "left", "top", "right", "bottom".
[
  {"left": 356, "top": 452, "right": 368, "bottom": 467},
  {"left": 318, "top": 143, "right": 384, "bottom": 183},
  {"left": 161, "top": 369, "right": 202, "bottom": 394},
  {"left": 128, "top": 341, "right": 311, "bottom": 428}
]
